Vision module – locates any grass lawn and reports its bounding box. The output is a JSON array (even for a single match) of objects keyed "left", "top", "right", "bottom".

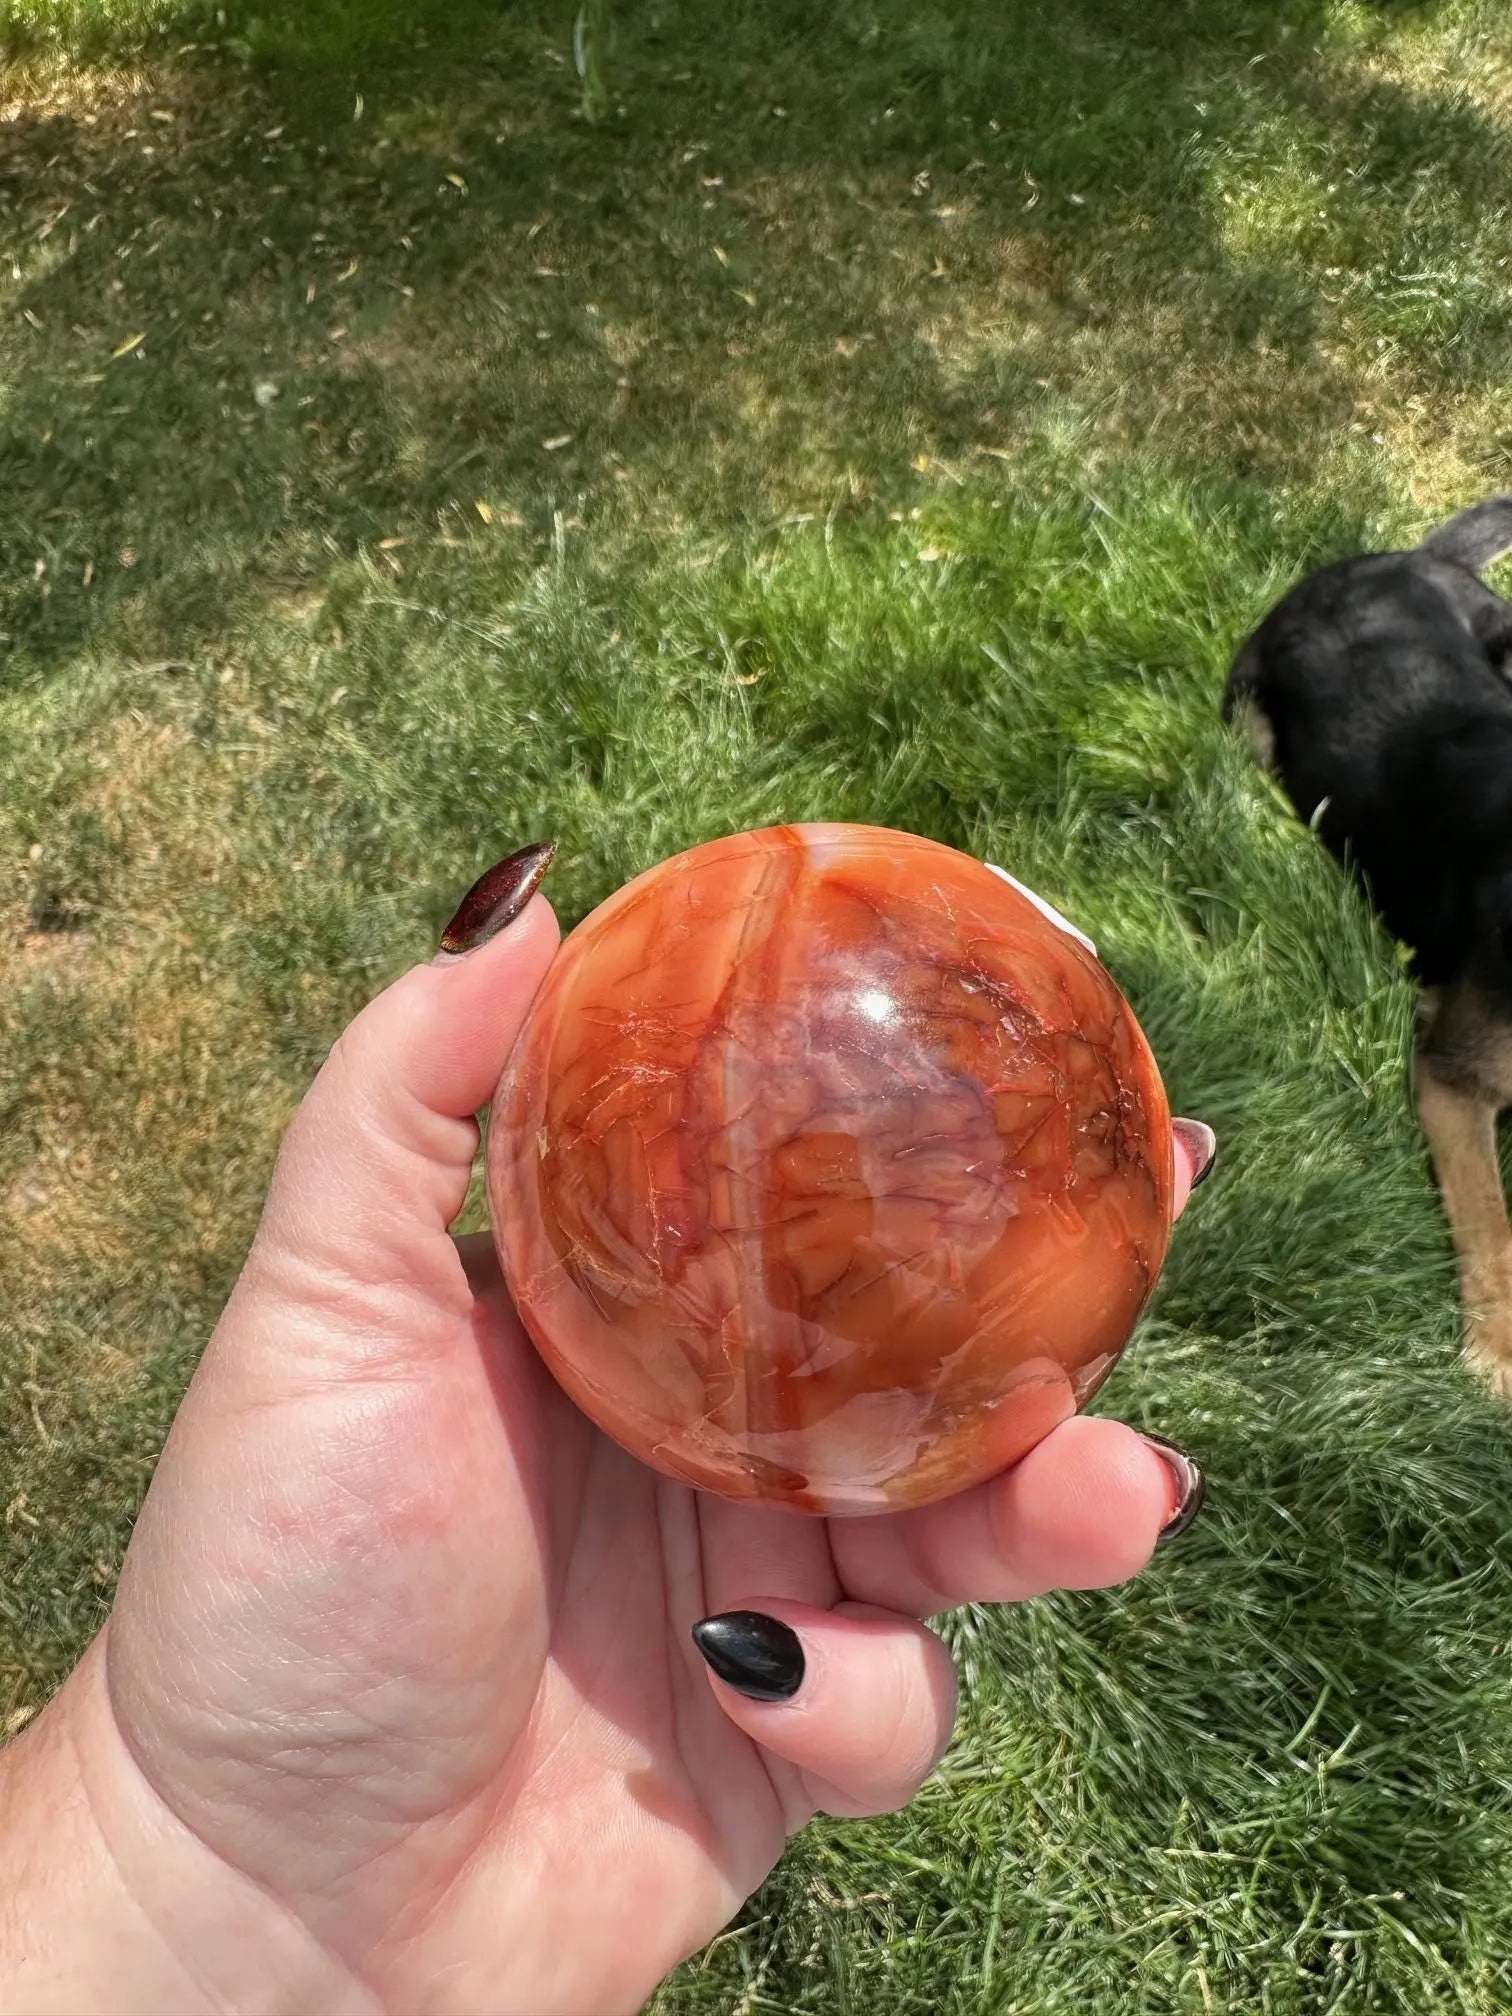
[{"left": 8, "top": 0, "right": 1512, "bottom": 2006}]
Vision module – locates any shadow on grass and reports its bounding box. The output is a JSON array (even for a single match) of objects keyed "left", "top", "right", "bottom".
[{"left": 3, "top": 0, "right": 1510, "bottom": 683}]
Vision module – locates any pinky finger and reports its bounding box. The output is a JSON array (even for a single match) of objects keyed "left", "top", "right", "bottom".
[{"left": 692, "top": 1600, "right": 958, "bottom": 1822}]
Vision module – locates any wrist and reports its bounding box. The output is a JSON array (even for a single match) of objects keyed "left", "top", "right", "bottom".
[{"left": 0, "top": 1634, "right": 378, "bottom": 2016}]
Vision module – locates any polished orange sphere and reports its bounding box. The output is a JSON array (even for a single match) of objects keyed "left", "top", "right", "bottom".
[{"left": 488, "top": 824, "right": 1173, "bottom": 1515}]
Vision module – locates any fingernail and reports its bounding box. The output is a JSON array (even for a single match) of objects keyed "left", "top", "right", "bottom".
[
  {"left": 1142, "top": 1435, "right": 1206, "bottom": 1541},
  {"left": 438, "top": 840, "right": 557, "bottom": 957},
  {"left": 691, "top": 1610, "right": 805, "bottom": 1702},
  {"left": 1173, "top": 1118, "right": 1217, "bottom": 1191}
]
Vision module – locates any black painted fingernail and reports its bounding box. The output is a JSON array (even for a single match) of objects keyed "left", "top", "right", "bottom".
[
  {"left": 1173, "top": 1118, "right": 1217, "bottom": 1191},
  {"left": 691, "top": 1610, "right": 805, "bottom": 1702},
  {"left": 1142, "top": 1435, "right": 1206, "bottom": 1541},
  {"left": 438, "top": 840, "right": 557, "bottom": 957}
]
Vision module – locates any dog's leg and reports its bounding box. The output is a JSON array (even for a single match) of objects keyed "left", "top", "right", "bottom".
[{"left": 1415, "top": 1062, "right": 1512, "bottom": 1396}]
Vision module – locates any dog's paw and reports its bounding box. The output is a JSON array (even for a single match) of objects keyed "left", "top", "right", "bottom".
[{"left": 1464, "top": 1322, "right": 1512, "bottom": 1401}]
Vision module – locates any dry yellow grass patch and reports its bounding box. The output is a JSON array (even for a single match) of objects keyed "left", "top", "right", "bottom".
[
  {"left": 1, "top": 709, "right": 293, "bottom": 1385},
  {"left": 0, "top": 57, "right": 158, "bottom": 126}
]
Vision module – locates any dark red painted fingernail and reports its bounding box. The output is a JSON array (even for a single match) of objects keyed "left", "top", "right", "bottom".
[
  {"left": 692, "top": 1611, "right": 805, "bottom": 1701},
  {"left": 1142, "top": 1434, "right": 1206, "bottom": 1541},
  {"left": 1173, "top": 1118, "right": 1217, "bottom": 1191},
  {"left": 438, "top": 841, "right": 557, "bottom": 957}
]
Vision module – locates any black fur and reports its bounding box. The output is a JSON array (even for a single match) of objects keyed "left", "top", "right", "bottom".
[{"left": 1223, "top": 497, "right": 1512, "bottom": 1001}]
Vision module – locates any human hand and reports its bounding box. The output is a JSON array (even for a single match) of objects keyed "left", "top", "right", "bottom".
[{"left": 0, "top": 844, "right": 1213, "bottom": 2016}]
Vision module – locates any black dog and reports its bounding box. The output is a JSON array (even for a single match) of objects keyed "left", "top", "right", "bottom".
[{"left": 1224, "top": 496, "right": 1512, "bottom": 1394}]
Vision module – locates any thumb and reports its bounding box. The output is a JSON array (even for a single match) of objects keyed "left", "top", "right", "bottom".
[{"left": 248, "top": 843, "right": 559, "bottom": 1300}]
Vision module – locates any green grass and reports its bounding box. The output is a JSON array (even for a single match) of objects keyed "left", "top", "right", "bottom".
[{"left": 7, "top": 0, "right": 1512, "bottom": 2007}]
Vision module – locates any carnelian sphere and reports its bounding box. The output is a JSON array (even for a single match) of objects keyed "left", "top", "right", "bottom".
[{"left": 487, "top": 823, "right": 1173, "bottom": 1516}]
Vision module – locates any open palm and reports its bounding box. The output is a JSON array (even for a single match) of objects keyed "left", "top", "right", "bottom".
[{"left": 95, "top": 893, "right": 1202, "bottom": 2016}]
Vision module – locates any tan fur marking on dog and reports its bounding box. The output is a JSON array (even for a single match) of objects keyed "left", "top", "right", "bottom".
[
  {"left": 1229, "top": 693, "right": 1277, "bottom": 771},
  {"left": 1415, "top": 1064, "right": 1512, "bottom": 1397}
]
